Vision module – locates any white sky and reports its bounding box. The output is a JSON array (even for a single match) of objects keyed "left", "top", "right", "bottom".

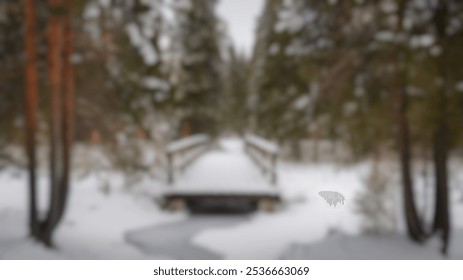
[{"left": 217, "top": 0, "right": 265, "bottom": 56}]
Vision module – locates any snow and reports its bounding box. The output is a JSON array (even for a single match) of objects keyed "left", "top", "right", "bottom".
[
  {"left": 0, "top": 169, "right": 184, "bottom": 259},
  {"left": 410, "top": 34, "right": 435, "bottom": 48},
  {"left": 143, "top": 77, "right": 170, "bottom": 91},
  {"left": 170, "top": 138, "right": 277, "bottom": 194},
  {"left": 276, "top": 4, "right": 315, "bottom": 34},
  {"left": 292, "top": 95, "right": 310, "bottom": 110},
  {"left": 380, "top": 1, "right": 397, "bottom": 13},
  {"left": 190, "top": 162, "right": 366, "bottom": 259},
  {"left": 244, "top": 134, "right": 279, "bottom": 155},
  {"left": 126, "top": 216, "right": 246, "bottom": 259},
  {"left": 282, "top": 233, "right": 463, "bottom": 259},
  {"left": 2, "top": 138, "right": 463, "bottom": 259},
  {"left": 456, "top": 81, "right": 463, "bottom": 92},
  {"left": 375, "top": 31, "right": 395, "bottom": 42},
  {"left": 125, "top": 23, "right": 159, "bottom": 66},
  {"left": 166, "top": 134, "right": 209, "bottom": 153},
  {"left": 190, "top": 154, "right": 463, "bottom": 259}
]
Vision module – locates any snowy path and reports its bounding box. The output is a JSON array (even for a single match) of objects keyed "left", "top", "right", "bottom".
[{"left": 170, "top": 138, "right": 277, "bottom": 194}]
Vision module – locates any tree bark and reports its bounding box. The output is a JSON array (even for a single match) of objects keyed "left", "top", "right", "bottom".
[
  {"left": 41, "top": 0, "right": 66, "bottom": 246},
  {"left": 432, "top": 119, "right": 450, "bottom": 254},
  {"left": 395, "top": 84, "right": 426, "bottom": 242},
  {"left": 24, "top": 0, "right": 40, "bottom": 238},
  {"left": 394, "top": 0, "right": 426, "bottom": 242},
  {"left": 23, "top": 0, "right": 74, "bottom": 247},
  {"left": 431, "top": 0, "right": 450, "bottom": 254},
  {"left": 56, "top": 0, "right": 74, "bottom": 226}
]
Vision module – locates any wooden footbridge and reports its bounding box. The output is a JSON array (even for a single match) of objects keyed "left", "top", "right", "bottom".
[{"left": 162, "top": 135, "right": 281, "bottom": 212}]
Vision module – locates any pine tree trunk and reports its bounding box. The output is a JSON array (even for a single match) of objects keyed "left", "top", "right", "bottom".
[
  {"left": 24, "top": 0, "right": 40, "bottom": 238},
  {"left": 24, "top": 0, "right": 71, "bottom": 246},
  {"left": 56, "top": 0, "right": 74, "bottom": 225},
  {"left": 431, "top": 0, "right": 450, "bottom": 255},
  {"left": 432, "top": 119, "right": 450, "bottom": 254},
  {"left": 396, "top": 85, "right": 425, "bottom": 242},
  {"left": 394, "top": 0, "right": 425, "bottom": 242},
  {"left": 41, "top": 0, "right": 65, "bottom": 245}
]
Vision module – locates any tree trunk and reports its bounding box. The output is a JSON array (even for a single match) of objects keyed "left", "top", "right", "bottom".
[
  {"left": 56, "top": 0, "right": 74, "bottom": 226},
  {"left": 432, "top": 119, "right": 450, "bottom": 254},
  {"left": 181, "top": 120, "right": 192, "bottom": 138},
  {"left": 41, "top": 0, "right": 66, "bottom": 245},
  {"left": 24, "top": 0, "right": 40, "bottom": 238},
  {"left": 23, "top": 0, "right": 74, "bottom": 247},
  {"left": 396, "top": 85, "right": 425, "bottom": 242},
  {"left": 431, "top": 0, "right": 450, "bottom": 255},
  {"left": 394, "top": 0, "right": 426, "bottom": 242}
]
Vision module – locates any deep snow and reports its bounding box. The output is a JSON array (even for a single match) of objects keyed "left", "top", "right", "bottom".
[{"left": 1, "top": 138, "right": 463, "bottom": 259}]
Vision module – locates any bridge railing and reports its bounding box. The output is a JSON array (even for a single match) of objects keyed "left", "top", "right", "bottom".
[
  {"left": 166, "top": 134, "right": 211, "bottom": 184},
  {"left": 244, "top": 134, "right": 279, "bottom": 185}
]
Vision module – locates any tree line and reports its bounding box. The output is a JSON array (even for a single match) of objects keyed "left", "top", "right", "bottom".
[{"left": 248, "top": 0, "right": 463, "bottom": 254}]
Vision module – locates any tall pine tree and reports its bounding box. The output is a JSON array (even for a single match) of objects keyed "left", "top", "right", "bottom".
[{"left": 171, "top": 0, "right": 223, "bottom": 137}]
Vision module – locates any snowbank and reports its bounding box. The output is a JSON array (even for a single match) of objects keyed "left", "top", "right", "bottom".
[{"left": 282, "top": 233, "right": 463, "bottom": 259}]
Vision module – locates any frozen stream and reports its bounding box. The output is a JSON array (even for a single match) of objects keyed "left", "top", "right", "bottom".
[{"left": 125, "top": 215, "right": 249, "bottom": 259}]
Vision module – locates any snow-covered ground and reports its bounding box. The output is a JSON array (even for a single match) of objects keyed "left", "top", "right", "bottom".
[
  {"left": 0, "top": 170, "right": 185, "bottom": 259},
  {"left": 281, "top": 232, "right": 463, "bottom": 259},
  {"left": 1, "top": 138, "right": 463, "bottom": 259},
  {"left": 191, "top": 162, "right": 366, "bottom": 259}
]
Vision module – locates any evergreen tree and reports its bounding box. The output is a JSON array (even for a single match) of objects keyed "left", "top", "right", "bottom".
[
  {"left": 0, "top": 1, "right": 23, "bottom": 160},
  {"left": 171, "top": 0, "right": 223, "bottom": 137},
  {"left": 222, "top": 47, "right": 249, "bottom": 135},
  {"left": 250, "top": 0, "right": 310, "bottom": 145},
  {"left": 108, "top": 0, "right": 170, "bottom": 139}
]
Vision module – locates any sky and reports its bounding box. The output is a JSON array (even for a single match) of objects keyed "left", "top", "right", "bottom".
[{"left": 217, "top": 0, "right": 265, "bottom": 56}]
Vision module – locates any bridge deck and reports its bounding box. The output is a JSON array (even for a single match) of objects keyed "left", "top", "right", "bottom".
[{"left": 163, "top": 138, "right": 279, "bottom": 199}]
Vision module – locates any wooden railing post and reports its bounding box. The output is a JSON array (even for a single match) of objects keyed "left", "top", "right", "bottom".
[
  {"left": 270, "top": 153, "right": 277, "bottom": 185},
  {"left": 244, "top": 134, "right": 279, "bottom": 186},
  {"left": 165, "top": 134, "right": 210, "bottom": 186},
  {"left": 263, "top": 155, "right": 268, "bottom": 175},
  {"left": 167, "top": 152, "right": 174, "bottom": 185}
]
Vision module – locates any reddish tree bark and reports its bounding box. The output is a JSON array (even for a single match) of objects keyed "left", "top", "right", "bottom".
[
  {"left": 35, "top": 0, "right": 66, "bottom": 246},
  {"left": 56, "top": 0, "right": 75, "bottom": 227},
  {"left": 23, "top": 0, "right": 74, "bottom": 247}
]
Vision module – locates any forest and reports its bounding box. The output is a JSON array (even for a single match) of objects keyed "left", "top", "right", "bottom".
[{"left": 1, "top": 0, "right": 463, "bottom": 259}]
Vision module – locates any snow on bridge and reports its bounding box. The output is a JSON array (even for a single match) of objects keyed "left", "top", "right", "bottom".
[{"left": 162, "top": 137, "right": 280, "bottom": 211}]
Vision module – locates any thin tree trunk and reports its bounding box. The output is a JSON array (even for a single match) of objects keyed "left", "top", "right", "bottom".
[
  {"left": 396, "top": 84, "right": 425, "bottom": 242},
  {"left": 42, "top": 0, "right": 66, "bottom": 246},
  {"left": 432, "top": 119, "right": 450, "bottom": 254},
  {"left": 24, "top": 0, "right": 40, "bottom": 238},
  {"left": 56, "top": 1, "right": 74, "bottom": 225},
  {"left": 394, "top": 0, "right": 426, "bottom": 242},
  {"left": 431, "top": 0, "right": 451, "bottom": 255}
]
